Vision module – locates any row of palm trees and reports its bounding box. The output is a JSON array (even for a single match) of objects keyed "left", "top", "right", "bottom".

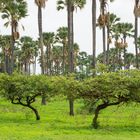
[
  {"left": 0, "top": 23, "right": 140, "bottom": 75},
  {"left": 1, "top": 0, "right": 140, "bottom": 72},
  {"left": 0, "top": 28, "right": 90, "bottom": 75}
]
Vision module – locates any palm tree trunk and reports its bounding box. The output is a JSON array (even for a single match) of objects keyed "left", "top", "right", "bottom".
[
  {"left": 123, "top": 37, "right": 126, "bottom": 69},
  {"left": 38, "top": 5, "right": 46, "bottom": 105},
  {"left": 10, "top": 18, "right": 15, "bottom": 74},
  {"left": 101, "top": 0, "right": 106, "bottom": 64},
  {"left": 68, "top": 2, "right": 74, "bottom": 73},
  {"left": 67, "top": 0, "right": 74, "bottom": 116},
  {"left": 62, "top": 44, "right": 65, "bottom": 74},
  {"left": 92, "top": 0, "right": 96, "bottom": 69},
  {"left": 38, "top": 6, "right": 45, "bottom": 74},
  {"left": 106, "top": 25, "right": 110, "bottom": 64},
  {"left": 103, "top": 27, "right": 106, "bottom": 64},
  {"left": 33, "top": 56, "right": 37, "bottom": 74},
  {"left": 135, "top": 0, "right": 139, "bottom": 69}
]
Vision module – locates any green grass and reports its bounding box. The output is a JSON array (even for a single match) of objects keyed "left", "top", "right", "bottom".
[{"left": 0, "top": 98, "right": 140, "bottom": 140}]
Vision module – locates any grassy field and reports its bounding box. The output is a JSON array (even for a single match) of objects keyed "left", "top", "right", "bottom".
[{"left": 0, "top": 98, "right": 140, "bottom": 140}]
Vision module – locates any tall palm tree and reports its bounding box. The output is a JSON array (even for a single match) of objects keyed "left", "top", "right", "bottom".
[
  {"left": 136, "top": 36, "right": 140, "bottom": 66},
  {"left": 106, "top": 13, "right": 120, "bottom": 64},
  {"left": 55, "top": 27, "right": 68, "bottom": 74},
  {"left": 20, "top": 36, "right": 37, "bottom": 74},
  {"left": 51, "top": 45, "right": 63, "bottom": 75},
  {"left": 35, "top": 0, "right": 47, "bottom": 75},
  {"left": 115, "top": 23, "right": 133, "bottom": 69},
  {"left": 43, "top": 32, "right": 55, "bottom": 75},
  {"left": 35, "top": 0, "right": 47, "bottom": 105},
  {"left": 57, "top": 0, "right": 86, "bottom": 116},
  {"left": 1, "top": 0, "right": 27, "bottom": 74},
  {"left": 0, "top": 35, "right": 11, "bottom": 73},
  {"left": 97, "top": 0, "right": 114, "bottom": 64},
  {"left": 134, "top": 0, "right": 139, "bottom": 68},
  {"left": 92, "top": 0, "right": 96, "bottom": 69}
]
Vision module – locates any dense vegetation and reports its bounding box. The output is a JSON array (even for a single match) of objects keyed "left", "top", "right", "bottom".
[
  {"left": 0, "top": 69, "right": 140, "bottom": 129},
  {"left": 0, "top": 1, "right": 140, "bottom": 139},
  {"left": 0, "top": 0, "right": 140, "bottom": 75}
]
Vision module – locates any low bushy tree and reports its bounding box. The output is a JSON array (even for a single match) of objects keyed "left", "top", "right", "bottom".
[
  {"left": 79, "top": 70, "right": 140, "bottom": 128},
  {"left": 0, "top": 74, "right": 53, "bottom": 120}
]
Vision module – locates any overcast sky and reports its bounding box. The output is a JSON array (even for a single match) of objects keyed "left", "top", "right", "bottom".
[{"left": 0, "top": 0, "right": 139, "bottom": 55}]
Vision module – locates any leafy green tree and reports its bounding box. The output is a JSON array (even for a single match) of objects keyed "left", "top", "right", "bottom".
[
  {"left": 79, "top": 70, "right": 140, "bottom": 128},
  {"left": 0, "top": 74, "right": 52, "bottom": 120}
]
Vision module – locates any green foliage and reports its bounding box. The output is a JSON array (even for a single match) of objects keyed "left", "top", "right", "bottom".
[
  {"left": 78, "top": 69, "right": 140, "bottom": 128},
  {"left": 0, "top": 69, "right": 140, "bottom": 126},
  {"left": 0, "top": 74, "right": 58, "bottom": 120}
]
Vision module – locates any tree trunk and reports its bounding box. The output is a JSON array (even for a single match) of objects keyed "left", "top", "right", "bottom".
[
  {"left": 135, "top": 0, "right": 139, "bottom": 69},
  {"left": 68, "top": 0, "right": 74, "bottom": 73},
  {"left": 92, "top": 103, "right": 108, "bottom": 129},
  {"left": 38, "top": 6, "right": 45, "bottom": 74},
  {"left": 67, "top": 0, "right": 74, "bottom": 116},
  {"left": 62, "top": 43, "right": 65, "bottom": 74},
  {"left": 106, "top": 25, "right": 110, "bottom": 64},
  {"left": 92, "top": 101, "right": 121, "bottom": 129},
  {"left": 92, "top": 0, "right": 96, "bottom": 69},
  {"left": 10, "top": 19, "right": 15, "bottom": 74},
  {"left": 28, "top": 105, "right": 40, "bottom": 120},
  {"left": 38, "top": 6, "right": 46, "bottom": 105},
  {"left": 46, "top": 45, "right": 49, "bottom": 75},
  {"left": 69, "top": 99, "right": 74, "bottom": 116},
  {"left": 123, "top": 37, "right": 126, "bottom": 69},
  {"left": 103, "top": 27, "right": 106, "bottom": 64},
  {"left": 101, "top": 0, "right": 106, "bottom": 64},
  {"left": 41, "top": 94, "right": 46, "bottom": 105}
]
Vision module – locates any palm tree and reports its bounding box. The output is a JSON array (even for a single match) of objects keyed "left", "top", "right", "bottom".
[
  {"left": 73, "top": 43, "right": 79, "bottom": 71},
  {"left": 43, "top": 32, "right": 55, "bottom": 75},
  {"left": 92, "top": 0, "right": 96, "bottom": 69},
  {"left": 106, "top": 13, "right": 120, "bottom": 64},
  {"left": 0, "top": 35, "right": 11, "bottom": 73},
  {"left": 125, "top": 53, "right": 135, "bottom": 69},
  {"left": 35, "top": 0, "right": 47, "bottom": 75},
  {"left": 134, "top": 0, "right": 140, "bottom": 68},
  {"left": 1, "top": 0, "right": 27, "bottom": 74},
  {"left": 35, "top": 0, "right": 47, "bottom": 105},
  {"left": 51, "top": 45, "right": 63, "bottom": 75},
  {"left": 57, "top": 0, "right": 86, "bottom": 116},
  {"left": 20, "top": 36, "right": 37, "bottom": 74},
  {"left": 97, "top": 0, "right": 115, "bottom": 64},
  {"left": 115, "top": 23, "right": 133, "bottom": 69},
  {"left": 134, "top": 36, "right": 140, "bottom": 67},
  {"left": 55, "top": 27, "right": 68, "bottom": 74}
]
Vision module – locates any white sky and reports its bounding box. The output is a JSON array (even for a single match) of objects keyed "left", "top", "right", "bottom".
[{"left": 0, "top": 0, "right": 139, "bottom": 55}]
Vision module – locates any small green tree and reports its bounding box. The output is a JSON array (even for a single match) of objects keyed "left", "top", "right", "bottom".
[
  {"left": 79, "top": 70, "right": 140, "bottom": 128},
  {"left": 0, "top": 74, "right": 52, "bottom": 120}
]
